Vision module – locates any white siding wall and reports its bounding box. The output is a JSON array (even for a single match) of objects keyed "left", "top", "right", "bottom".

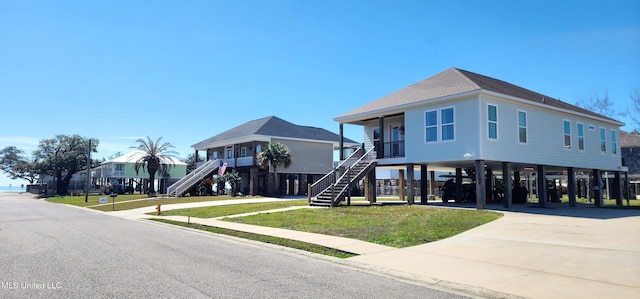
[
  {"left": 404, "top": 97, "right": 481, "bottom": 163},
  {"left": 272, "top": 138, "right": 334, "bottom": 174},
  {"left": 477, "top": 95, "right": 622, "bottom": 170},
  {"left": 363, "top": 123, "right": 375, "bottom": 150}
]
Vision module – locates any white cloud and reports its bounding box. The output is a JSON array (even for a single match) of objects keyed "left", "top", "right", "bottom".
[{"left": 0, "top": 136, "right": 41, "bottom": 152}]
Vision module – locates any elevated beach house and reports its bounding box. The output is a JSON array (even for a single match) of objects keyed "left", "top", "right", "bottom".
[
  {"left": 312, "top": 68, "right": 626, "bottom": 208},
  {"left": 168, "top": 116, "right": 358, "bottom": 197},
  {"left": 94, "top": 150, "right": 187, "bottom": 194}
]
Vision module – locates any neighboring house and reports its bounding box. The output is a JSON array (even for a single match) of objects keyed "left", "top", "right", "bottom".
[
  {"left": 330, "top": 67, "right": 625, "bottom": 208},
  {"left": 621, "top": 130, "right": 640, "bottom": 198},
  {"left": 93, "top": 150, "right": 187, "bottom": 194},
  {"left": 38, "top": 171, "right": 90, "bottom": 195},
  {"left": 182, "top": 116, "right": 358, "bottom": 196}
]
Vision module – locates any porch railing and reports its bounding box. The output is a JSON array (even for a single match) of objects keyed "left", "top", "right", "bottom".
[
  {"left": 236, "top": 157, "right": 254, "bottom": 167},
  {"left": 381, "top": 141, "right": 405, "bottom": 158}
]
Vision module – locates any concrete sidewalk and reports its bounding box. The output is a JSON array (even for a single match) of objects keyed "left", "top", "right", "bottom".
[{"left": 108, "top": 197, "right": 640, "bottom": 298}]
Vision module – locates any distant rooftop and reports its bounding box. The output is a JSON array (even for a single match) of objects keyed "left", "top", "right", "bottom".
[
  {"left": 192, "top": 116, "right": 358, "bottom": 148},
  {"left": 621, "top": 130, "right": 640, "bottom": 148}
]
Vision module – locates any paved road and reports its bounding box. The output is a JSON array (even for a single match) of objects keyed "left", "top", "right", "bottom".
[{"left": 0, "top": 193, "right": 472, "bottom": 299}]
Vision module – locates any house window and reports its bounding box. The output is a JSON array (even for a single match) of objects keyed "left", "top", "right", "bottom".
[
  {"left": 518, "top": 111, "right": 527, "bottom": 143},
  {"left": 373, "top": 127, "right": 381, "bottom": 148},
  {"left": 563, "top": 120, "right": 571, "bottom": 149},
  {"left": 611, "top": 130, "right": 617, "bottom": 155},
  {"left": 115, "top": 164, "right": 124, "bottom": 172},
  {"left": 240, "top": 147, "right": 247, "bottom": 158},
  {"left": 425, "top": 108, "right": 455, "bottom": 142},
  {"left": 488, "top": 105, "right": 497, "bottom": 140},
  {"left": 425, "top": 111, "right": 437, "bottom": 142},
  {"left": 212, "top": 151, "right": 218, "bottom": 159},
  {"left": 441, "top": 108, "right": 455, "bottom": 141},
  {"left": 256, "top": 145, "right": 262, "bottom": 157},
  {"left": 226, "top": 146, "right": 233, "bottom": 159},
  {"left": 577, "top": 123, "right": 585, "bottom": 151},
  {"left": 600, "top": 128, "right": 606, "bottom": 154}
]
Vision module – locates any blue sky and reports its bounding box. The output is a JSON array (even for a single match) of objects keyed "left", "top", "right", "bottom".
[{"left": 1, "top": 0, "right": 639, "bottom": 187}]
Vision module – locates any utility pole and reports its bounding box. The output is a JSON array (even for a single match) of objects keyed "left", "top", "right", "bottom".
[{"left": 84, "top": 139, "right": 91, "bottom": 203}]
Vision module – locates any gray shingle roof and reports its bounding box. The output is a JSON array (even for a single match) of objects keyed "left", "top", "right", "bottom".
[
  {"left": 192, "top": 116, "right": 357, "bottom": 148},
  {"left": 621, "top": 131, "right": 640, "bottom": 148},
  {"left": 335, "top": 68, "right": 621, "bottom": 124}
]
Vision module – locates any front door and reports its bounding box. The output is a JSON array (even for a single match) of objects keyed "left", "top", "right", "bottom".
[{"left": 391, "top": 126, "right": 400, "bottom": 157}]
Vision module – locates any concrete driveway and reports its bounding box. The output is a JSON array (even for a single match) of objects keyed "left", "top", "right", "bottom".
[{"left": 349, "top": 204, "right": 640, "bottom": 299}]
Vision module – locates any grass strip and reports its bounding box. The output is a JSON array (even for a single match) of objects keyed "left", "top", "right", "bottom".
[
  {"left": 154, "top": 200, "right": 309, "bottom": 218},
  {"left": 45, "top": 194, "right": 149, "bottom": 207},
  {"left": 45, "top": 194, "right": 261, "bottom": 211},
  {"left": 150, "top": 218, "right": 357, "bottom": 259}
]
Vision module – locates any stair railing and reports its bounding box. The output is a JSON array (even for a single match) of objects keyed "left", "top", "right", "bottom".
[
  {"left": 330, "top": 147, "right": 376, "bottom": 205},
  {"left": 308, "top": 147, "right": 365, "bottom": 203},
  {"left": 167, "top": 159, "right": 219, "bottom": 197}
]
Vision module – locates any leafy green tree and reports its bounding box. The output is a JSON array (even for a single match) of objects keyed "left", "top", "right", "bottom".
[
  {"left": 130, "top": 136, "right": 179, "bottom": 196},
  {"left": 33, "top": 135, "right": 98, "bottom": 195},
  {"left": 0, "top": 146, "right": 40, "bottom": 184},
  {"left": 258, "top": 143, "right": 291, "bottom": 195},
  {"left": 182, "top": 152, "right": 203, "bottom": 174}
]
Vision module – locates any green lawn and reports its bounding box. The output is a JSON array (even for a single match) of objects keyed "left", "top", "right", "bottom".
[
  {"left": 154, "top": 200, "right": 501, "bottom": 249},
  {"left": 221, "top": 205, "right": 502, "bottom": 248},
  {"left": 155, "top": 200, "right": 309, "bottom": 218},
  {"left": 45, "top": 194, "right": 149, "bottom": 207}
]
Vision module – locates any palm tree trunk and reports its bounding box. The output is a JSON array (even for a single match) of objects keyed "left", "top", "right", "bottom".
[
  {"left": 273, "top": 168, "right": 278, "bottom": 195},
  {"left": 148, "top": 172, "right": 156, "bottom": 195}
]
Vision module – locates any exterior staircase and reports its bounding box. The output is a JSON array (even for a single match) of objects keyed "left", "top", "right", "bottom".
[
  {"left": 167, "top": 159, "right": 220, "bottom": 197},
  {"left": 308, "top": 147, "right": 376, "bottom": 207}
]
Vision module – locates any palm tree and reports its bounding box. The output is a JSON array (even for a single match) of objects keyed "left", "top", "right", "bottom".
[
  {"left": 130, "top": 136, "right": 179, "bottom": 196},
  {"left": 258, "top": 142, "right": 292, "bottom": 195}
]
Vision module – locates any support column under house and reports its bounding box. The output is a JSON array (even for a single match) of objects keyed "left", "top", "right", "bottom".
[{"left": 475, "top": 160, "right": 486, "bottom": 210}]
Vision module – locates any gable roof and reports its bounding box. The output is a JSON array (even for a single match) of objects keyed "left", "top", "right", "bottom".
[
  {"left": 335, "top": 68, "right": 622, "bottom": 125},
  {"left": 192, "top": 116, "right": 358, "bottom": 148}
]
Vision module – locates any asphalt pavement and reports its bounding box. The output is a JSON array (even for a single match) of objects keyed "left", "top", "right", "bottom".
[
  {"left": 116, "top": 195, "right": 640, "bottom": 299},
  {"left": 5, "top": 192, "right": 640, "bottom": 298},
  {"left": 0, "top": 192, "right": 473, "bottom": 299}
]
